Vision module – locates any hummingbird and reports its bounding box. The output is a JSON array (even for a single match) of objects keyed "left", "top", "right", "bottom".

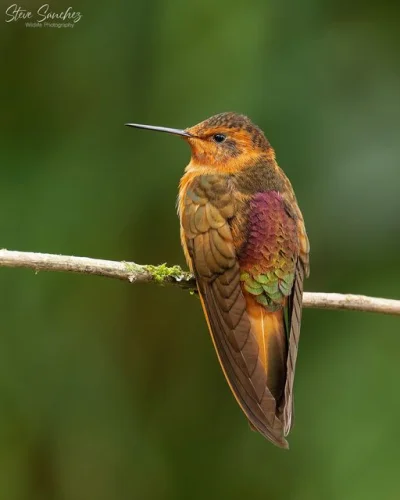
[{"left": 126, "top": 113, "right": 310, "bottom": 448}]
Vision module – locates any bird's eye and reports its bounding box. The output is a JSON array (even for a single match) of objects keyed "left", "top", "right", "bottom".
[{"left": 213, "top": 133, "right": 226, "bottom": 143}]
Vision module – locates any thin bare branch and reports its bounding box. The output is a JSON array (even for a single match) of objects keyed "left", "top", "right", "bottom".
[{"left": 0, "top": 249, "right": 398, "bottom": 316}]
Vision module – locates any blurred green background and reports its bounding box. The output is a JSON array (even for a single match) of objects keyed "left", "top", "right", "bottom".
[{"left": 1, "top": 1, "right": 400, "bottom": 499}]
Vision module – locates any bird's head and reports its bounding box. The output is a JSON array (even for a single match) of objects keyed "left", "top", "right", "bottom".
[{"left": 126, "top": 112, "right": 275, "bottom": 173}]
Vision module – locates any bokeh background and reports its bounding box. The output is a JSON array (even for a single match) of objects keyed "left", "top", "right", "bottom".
[{"left": 1, "top": 1, "right": 400, "bottom": 499}]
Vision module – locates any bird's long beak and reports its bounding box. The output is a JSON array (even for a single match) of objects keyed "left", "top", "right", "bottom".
[{"left": 125, "top": 123, "right": 193, "bottom": 138}]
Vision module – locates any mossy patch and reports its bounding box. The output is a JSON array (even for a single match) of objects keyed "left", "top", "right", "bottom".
[
  {"left": 144, "top": 263, "right": 189, "bottom": 284},
  {"left": 123, "top": 261, "right": 191, "bottom": 284}
]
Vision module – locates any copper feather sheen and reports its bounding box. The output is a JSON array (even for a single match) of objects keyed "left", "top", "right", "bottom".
[{"left": 177, "top": 113, "right": 310, "bottom": 448}]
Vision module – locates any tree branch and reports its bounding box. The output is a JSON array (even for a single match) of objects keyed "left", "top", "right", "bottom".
[{"left": 0, "top": 249, "right": 398, "bottom": 316}]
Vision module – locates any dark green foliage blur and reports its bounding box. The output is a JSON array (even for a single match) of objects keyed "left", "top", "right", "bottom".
[{"left": 1, "top": 1, "right": 400, "bottom": 498}]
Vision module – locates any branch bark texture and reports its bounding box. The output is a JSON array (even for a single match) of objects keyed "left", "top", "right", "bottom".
[{"left": 0, "top": 249, "right": 399, "bottom": 316}]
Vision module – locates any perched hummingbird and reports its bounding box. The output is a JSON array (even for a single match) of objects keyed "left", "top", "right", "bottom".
[{"left": 126, "top": 113, "right": 310, "bottom": 448}]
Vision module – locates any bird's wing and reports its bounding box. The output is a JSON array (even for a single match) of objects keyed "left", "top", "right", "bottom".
[
  {"left": 282, "top": 213, "right": 309, "bottom": 434},
  {"left": 180, "top": 175, "right": 307, "bottom": 447}
]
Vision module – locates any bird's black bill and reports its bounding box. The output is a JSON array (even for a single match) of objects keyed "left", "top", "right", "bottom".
[{"left": 125, "top": 123, "right": 192, "bottom": 137}]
